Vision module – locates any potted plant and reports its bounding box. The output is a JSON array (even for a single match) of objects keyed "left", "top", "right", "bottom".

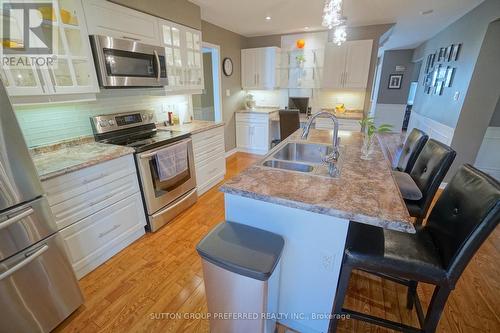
[
  {"left": 359, "top": 116, "right": 392, "bottom": 160},
  {"left": 295, "top": 54, "right": 306, "bottom": 68}
]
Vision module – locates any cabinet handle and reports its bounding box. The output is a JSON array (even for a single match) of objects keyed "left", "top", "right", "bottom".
[
  {"left": 0, "top": 208, "right": 34, "bottom": 231},
  {"left": 0, "top": 244, "right": 48, "bottom": 281},
  {"left": 98, "top": 224, "right": 120, "bottom": 238},
  {"left": 82, "top": 173, "right": 107, "bottom": 185},
  {"left": 90, "top": 193, "right": 115, "bottom": 206},
  {"left": 122, "top": 36, "right": 140, "bottom": 41}
]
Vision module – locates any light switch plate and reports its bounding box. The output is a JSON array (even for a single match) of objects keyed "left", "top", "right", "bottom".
[
  {"left": 226, "top": 89, "right": 231, "bottom": 97},
  {"left": 453, "top": 91, "right": 460, "bottom": 101}
]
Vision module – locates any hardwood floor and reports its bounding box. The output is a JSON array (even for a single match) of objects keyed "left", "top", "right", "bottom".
[{"left": 55, "top": 152, "right": 499, "bottom": 333}]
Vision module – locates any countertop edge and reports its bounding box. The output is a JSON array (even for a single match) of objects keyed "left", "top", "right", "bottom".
[{"left": 219, "top": 185, "right": 416, "bottom": 234}]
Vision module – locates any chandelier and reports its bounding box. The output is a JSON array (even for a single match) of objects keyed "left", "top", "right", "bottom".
[{"left": 322, "top": 0, "right": 347, "bottom": 45}]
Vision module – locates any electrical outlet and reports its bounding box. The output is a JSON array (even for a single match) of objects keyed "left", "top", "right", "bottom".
[{"left": 321, "top": 252, "right": 335, "bottom": 272}]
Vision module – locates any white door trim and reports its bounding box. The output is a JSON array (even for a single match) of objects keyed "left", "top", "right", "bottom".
[{"left": 202, "top": 42, "right": 223, "bottom": 123}]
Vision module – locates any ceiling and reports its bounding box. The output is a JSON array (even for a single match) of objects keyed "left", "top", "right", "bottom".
[{"left": 190, "top": 0, "right": 484, "bottom": 49}]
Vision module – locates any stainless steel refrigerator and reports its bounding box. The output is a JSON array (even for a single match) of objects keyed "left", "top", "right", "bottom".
[{"left": 0, "top": 79, "right": 83, "bottom": 332}]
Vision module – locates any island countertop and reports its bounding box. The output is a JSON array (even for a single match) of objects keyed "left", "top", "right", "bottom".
[{"left": 220, "top": 129, "right": 414, "bottom": 233}]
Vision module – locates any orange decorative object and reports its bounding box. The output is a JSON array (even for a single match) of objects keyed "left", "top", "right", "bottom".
[{"left": 296, "top": 39, "right": 306, "bottom": 49}]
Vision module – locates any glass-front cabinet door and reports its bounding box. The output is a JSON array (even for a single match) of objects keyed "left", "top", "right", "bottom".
[
  {"left": 161, "top": 20, "right": 185, "bottom": 90},
  {"left": 0, "top": 0, "right": 98, "bottom": 97},
  {"left": 44, "top": 0, "right": 99, "bottom": 94},
  {"left": 159, "top": 19, "right": 204, "bottom": 92},
  {"left": 184, "top": 28, "right": 203, "bottom": 90}
]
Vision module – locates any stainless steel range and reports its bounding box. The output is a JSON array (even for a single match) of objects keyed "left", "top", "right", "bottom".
[{"left": 91, "top": 111, "right": 197, "bottom": 232}]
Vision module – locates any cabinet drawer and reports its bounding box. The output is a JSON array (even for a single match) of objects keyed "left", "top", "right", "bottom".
[
  {"left": 43, "top": 155, "right": 136, "bottom": 207},
  {"left": 195, "top": 156, "right": 225, "bottom": 190},
  {"left": 236, "top": 113, "right": 269, "bottom": 124},
  {"left": 59, "top": 192, "right": 146, "bottom": 277},
  {"left": 193, "top": 139, "right": 225, "bottom": 165},
  {"left": 192, "top": 126, "right": 224, "bottom": 146},
  {"left": 51, "top": 173, "right": 140, "bottom": 230}
]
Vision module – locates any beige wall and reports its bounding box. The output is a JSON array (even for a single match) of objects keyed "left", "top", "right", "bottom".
[
  {"left": 243, "top": 25, "right": 392, "bottom": 116},
  {"left": 109, "top": 0, "right": 201, "bottom": 29},
  {"left": 192, "top": 52, "right": 214, "bottom": 109},
  {"left": 201, "top": 20, "right": 246, "bottom": 151}
]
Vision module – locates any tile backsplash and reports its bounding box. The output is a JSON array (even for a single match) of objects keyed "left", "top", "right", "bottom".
[
  {"left": 14, "top": 89, "right": 192, "bottom": 147},
  {"left": 246, "top": 89, "right": 366, "bottom": 111}
]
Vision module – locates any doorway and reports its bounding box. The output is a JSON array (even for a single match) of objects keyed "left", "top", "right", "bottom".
[{"left": 192, "top": 42, "right": 222, "bottom": 122}]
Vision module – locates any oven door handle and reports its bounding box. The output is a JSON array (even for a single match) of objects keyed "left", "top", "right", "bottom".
[
  {"left": 138, "top": 138, "right": 192, "bottom": 159},
  {"left": 140, "top": 151, "right": 158, "bottom": 159},
  {"left": 154, "top": 50, "right": 161, "bottom": 81}
]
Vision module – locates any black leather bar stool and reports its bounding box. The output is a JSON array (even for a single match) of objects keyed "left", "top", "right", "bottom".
[
  {"left": 329, "top": 164, "right": 500, "bottom": 333},
  {"left": 394, "top": 128, "right": 428, "bottom": 173},
  {"left": 271, "top": 110, "right": 300, "bottom": 147},
  {"left": 396, "top": 139, "right": 456, "bottom": 225}
]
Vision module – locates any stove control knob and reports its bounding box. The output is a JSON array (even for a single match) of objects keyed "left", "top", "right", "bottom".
[
  {"left": 142, "top": 114, "right": 147, "bottom": 120},
  {"left": 148, "top": 113, "right": 154, "bottom": 120},
  {"left": 98, "top": 120, "right": 108, "bottom": 127},
  {"left": 108, "top": 119, "right": 115, "bottom": 126}
]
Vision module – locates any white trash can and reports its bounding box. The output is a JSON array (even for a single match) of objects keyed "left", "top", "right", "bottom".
[{"left": 197, "top": 221, "right": 284, "bottom": 333}]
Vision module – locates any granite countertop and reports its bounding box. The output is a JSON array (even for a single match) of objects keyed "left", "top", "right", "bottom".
[
  {"left": 157, "top": 120, "right": 224, "bottom": 135},
  {"left": 30, "top": 137, "right": 135, "bottom": 181},
  {"left": 220, "top": 129, "right": 414, "bottom": 233},
  {"left": 236, "top": 107, "right": 280, "bottom": 114}
]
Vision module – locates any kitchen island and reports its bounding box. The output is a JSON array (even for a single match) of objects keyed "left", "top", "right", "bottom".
[{"left": 220, "top": 129, "right": 412, "bottom": 333}]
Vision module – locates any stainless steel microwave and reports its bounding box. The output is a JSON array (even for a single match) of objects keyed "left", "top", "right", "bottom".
[{"left": 90, "top": 35, "right": 168, "bottom": 88}]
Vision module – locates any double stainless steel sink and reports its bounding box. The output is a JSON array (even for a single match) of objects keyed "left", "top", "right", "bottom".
[{"left": 261, "top": 142, "right": 343, "bottom": 178}]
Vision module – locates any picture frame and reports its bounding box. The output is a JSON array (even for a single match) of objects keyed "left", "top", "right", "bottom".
[
  {"left": 388, "top": 74, "right": 403, "bottom": 89},
  {"left": 445, "top": 67, "right": 455, "bottom": 87},
  {"left": 438, "top": 47, "right": 445, "bottom": 61},
  {"left": 434, "top": 81, "right": 444, "bottom": 95},
  {"left": 445, "top": 45, "right": 453, "bottom": 61},
  {"left": 437, "top": 65, "right": 447, "bottom": 80},
  {"left": 450, "top": 43, "right": 461, "bottom": 61}
]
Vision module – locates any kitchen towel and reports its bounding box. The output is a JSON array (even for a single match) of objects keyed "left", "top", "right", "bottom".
[{"left": 155, "top": 141, "right": 188, "bottom": 182}]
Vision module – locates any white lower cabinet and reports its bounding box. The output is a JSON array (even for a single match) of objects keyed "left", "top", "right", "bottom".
[
  {"left": 315, "top": 118, "right": 362, "bottom": 132},
  {"left": 236, "top": 113, "right": 272, "bottom": 154},
  {"left": 192, "top": 126, "right": 226, "bottom": 196},
  {"left": 59, "top": 193, "right": 146, "bottom": 279},
  {"left": 42, "top": 155, "right": 146, "bottom": 279}
]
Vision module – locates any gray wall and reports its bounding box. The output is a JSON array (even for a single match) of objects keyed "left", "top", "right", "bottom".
[
  {"left": 192, "top": 52, "right": 214, "bottom": 109},
  {"left": 490, "top": 97, "right": 500, "bottom": 127},
  {"left": 109, "top": 0, "right": 201, "bottom": 29},
  {"left": 201, "top": 20, "right": 246, "bottom": 151},
  {"left": 448, "top": 19, "right": 500, "bottom": 180},
  {"left": 411, "top": 0, "right": 500, "bottom": 129},
  {"left": 377, "top": 50, "right": 414, "bottom": 105}
]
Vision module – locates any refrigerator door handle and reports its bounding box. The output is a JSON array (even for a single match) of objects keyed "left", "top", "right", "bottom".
[
  {"left": 0, "top": 244, "right": 48, "bottom": 280},
  {"left": 0, "top": 208, "right": 34, "bottom": 230}
]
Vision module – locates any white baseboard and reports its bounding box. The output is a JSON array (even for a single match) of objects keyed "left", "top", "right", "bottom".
[{"left": 225, "top": 148, "right": 239, "bottom": 158}]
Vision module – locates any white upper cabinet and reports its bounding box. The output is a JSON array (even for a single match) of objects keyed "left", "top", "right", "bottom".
[
  {"left": 82, "top": 0, "right": 161, "bottom": 46},
  {"left": 1, "top": 0, "right": 99, "bottom": 99},
  {"left": 159, "top": 19, "right": 204, "bottom": 92},
  {"left": 241, "top": 47, "right": 280, "bottom": 90},
  {"left": 322, "top": 40, "right": 373, "bottom": 89}
]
